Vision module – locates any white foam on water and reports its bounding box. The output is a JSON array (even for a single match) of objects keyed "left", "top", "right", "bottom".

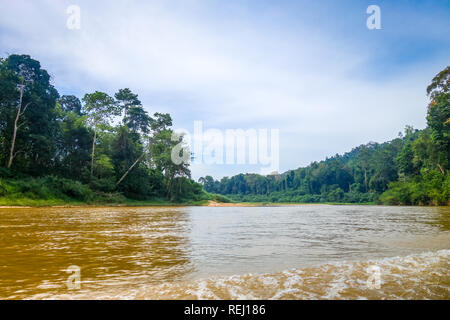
[{"left": 31, "top": 250, "right": 450, "bottom": 300}]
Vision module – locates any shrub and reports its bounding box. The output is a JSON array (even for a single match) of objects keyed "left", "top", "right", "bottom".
[
  {"left": 380, "top": 170, "right": 449, "bottom": 205},
  {"left": 211, "top": 193, "right": 232, "bottom": 203}
]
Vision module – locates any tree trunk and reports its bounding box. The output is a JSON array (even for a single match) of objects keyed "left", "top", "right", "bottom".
[
  {"left": 7, "top": 84, "right": 24, "bottom": 169},
  {"left": 90, "top": 130, "right": 97, "bottom": 179},
  {"left": 364, "top": 168, "right": 368, "bottom": 192},
  {"left": 166, "top": 173, "right": 174, "bottom": 200},
  {"left": 116, "top": 153, "right": 145, "bottom": 187}
]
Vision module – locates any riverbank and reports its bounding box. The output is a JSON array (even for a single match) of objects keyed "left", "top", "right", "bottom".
[
  {"left": 0, "top": 199, "right": 385, "bottom": 208},
  {"left": 205, "top": 201, "right": 379, "bottom": 207},
  {"left": 0, "top": 198, "right": 210, "bottom": 208},
  {"left": 0, "top": 175, "right": 224, "bottom": 208},
  {"left": 0, "top": 188, "right": 440, "bottom": 208}
]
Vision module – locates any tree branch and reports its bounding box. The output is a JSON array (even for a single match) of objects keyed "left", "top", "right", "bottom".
[
  {"left": 17, "top": 121, "right": 26, "bottom": 129},
  {"left": 116, "top": 153, "right": 146, "bottom": 187},
  {"left": 12, "top": 150, "right": 24, "bottom": 160},
  {"left": 19, "top": 102, "right": 31, "bottom": 117}
]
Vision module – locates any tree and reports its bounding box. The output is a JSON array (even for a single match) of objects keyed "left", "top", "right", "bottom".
[
  {"left": 426, "top": 66, "right": 450, "bottom": 174},
  {"left": 59, "top": 95, "right": 82, "bottom": 114},
  {"left": 115, "top": 88, "right": 141, "bottom": 120},
  {"left": 82, "top": 91, "right": 121, "bottom": 179},
  {"left": 396, "top": 143, "right": 416, "bottom": 177},
  {"left": 7, "top": 79, "right": 27, "bottom": 169},
  {"left": 124, "top": 105, "right": 152, "bottom": 136},
  {"left": 56, "top": 103, "right": 92, "bottom": 180},
  {"left": 199, "top": 175, "right": 216, "bottom": 192},
  {"left": 357, "top": 145, "right": 372, "bottom": 192},
  {"left": 1, "top": 54, "right": 59, "bottom": 172},
  {"left": 427, "top": 66, "right": 450, "bottom": 101},
  {"left": 113, "top": 89, "right": 152, "bottom": 187},
  {"left": 113, "top": 125, "right": 147, "bottom": 188},
  {"left": 151, "top": 112, "right": 172, "bottom": 133},
  {"left": 150, "top": 128, "right": 191, "bottom": 201}
]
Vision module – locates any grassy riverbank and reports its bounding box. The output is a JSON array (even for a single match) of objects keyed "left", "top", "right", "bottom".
[
  {"left": 0, "top": 176, "right": 439, "bottom": 208},
  {"left": 0, "top": 175, "right": 443, "bottom": 208},
  {"left": 0, "top": 175, "right": 240, "bottom": 207},
  {"left": 0, "top": 176, "right": 217, "bottom": 207}
]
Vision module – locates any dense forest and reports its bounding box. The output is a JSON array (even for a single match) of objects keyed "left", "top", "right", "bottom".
[
  {"left": 0, "top": 54, "right": 207, "bottom": 205},
  {"left": 200, "top": 67, "right": 450, "bottom": 206},
  {"left": 0, "top": 54, "right": 448, "bottom": 206}
]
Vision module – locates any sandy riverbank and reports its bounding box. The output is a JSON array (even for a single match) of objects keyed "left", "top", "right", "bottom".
[{"left": 205, "top": 201, "right": 259, "bottom": 207}]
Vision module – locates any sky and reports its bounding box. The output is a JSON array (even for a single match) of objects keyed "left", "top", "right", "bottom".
[{"left": 0, "top": 0, "right": 449, "bottom": 180}]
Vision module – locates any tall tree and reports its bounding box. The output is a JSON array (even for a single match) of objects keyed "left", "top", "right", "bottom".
[
  {"left": 114, "top": 112, "right": 171, "bottom": 187},
  {"left": 151, "top": 112, "right": 172, "bottom": 133},
  {"left": 1, "top": 55, "right": 59, "bottom": 172},
  {"left": 115, "top": 88, "right": 141, "bottom": 120},
  {"left": 124, "top": 105, "right": 152, "bottom": 136},
  {"left": 82, "top": 91, "right": 120, "bottom": 179},
  {"left": 358, "top": 145, "right": 372, "bottom": 192},
  {"left": 56, "top": 103, "right": 92, "bottom": 180},
  {"left": 426, "top": 66, "right": 450, "bottom": 174},
  {"left": 427, "top": 66, "right": 450, "bottom": 101},
  {"left": 149, "top": 127, "right": 191, "bottom": 200},
  {"left": 114, "top": 126, "right": 147, "bottom": 188},
  {"left": 113, "top": 89, "right": 152, "bottom": 187},
  {"left": 59, "top": 95, "right": 82, "bottom": 114},
  {"left": 7, "top": 78, "right": 26, "bottom": 169}
]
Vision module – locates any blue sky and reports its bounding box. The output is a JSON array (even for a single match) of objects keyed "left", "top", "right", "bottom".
[{"left": 1, "top": 0, "right": 449, "bottom": 180}]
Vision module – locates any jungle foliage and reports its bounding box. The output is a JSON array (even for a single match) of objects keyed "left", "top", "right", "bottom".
[{"left": 0, "top": 54, "right": 206, "bottom": 204}]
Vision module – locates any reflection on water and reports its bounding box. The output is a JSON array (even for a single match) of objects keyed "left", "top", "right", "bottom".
[
  {"left": 0, "top": 205, "right": 449, "bottom": 299},
  {"left": 429, "top": 209, "right": 450, "bottom": 231}
]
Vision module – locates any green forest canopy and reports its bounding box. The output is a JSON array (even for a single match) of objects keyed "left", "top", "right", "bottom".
[{"left": 0, "top": 54, "right": 205, "bottom": 204}]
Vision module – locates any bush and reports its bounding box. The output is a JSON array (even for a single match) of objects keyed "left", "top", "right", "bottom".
[
  {"left": 380, "top": 170, "right": 449, "bottom": 205},
  {"left": 0, "top": 167, "right": 13, "bottom": 178},
  {"left": 1, "top": 176, "right": 93, "bottom": 202},
  {"left": 211, "top": 193, "right": 233, "bottom": 203}
]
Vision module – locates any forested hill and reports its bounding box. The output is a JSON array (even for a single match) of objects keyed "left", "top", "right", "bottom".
[
  {"left": 0, "top": 54, "right": 206, "bottom": 205},
  {"left": 200, "top": 67, "right": 450, "bottom": 206}
]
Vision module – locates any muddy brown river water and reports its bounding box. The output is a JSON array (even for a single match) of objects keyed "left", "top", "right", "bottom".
[{"left": 0, "top": 205, "right": 449, "bottom": 299}]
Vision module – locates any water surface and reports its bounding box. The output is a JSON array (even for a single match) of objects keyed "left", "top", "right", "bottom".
[{"left": 0, "top": 205, "right": 449, "bottom": 299}]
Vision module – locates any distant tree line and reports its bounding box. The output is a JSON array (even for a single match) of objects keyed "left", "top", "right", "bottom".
[
  {"left": 200, "top": 67, "right": 450, "bottom": 206},
  {"left": 0, "top": 54, "right": 204, "bottom": 203}
]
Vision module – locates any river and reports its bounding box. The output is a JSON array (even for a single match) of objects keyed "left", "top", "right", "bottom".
[{"left": 0, "top": 205, "right": 449, "bottom": 299}]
